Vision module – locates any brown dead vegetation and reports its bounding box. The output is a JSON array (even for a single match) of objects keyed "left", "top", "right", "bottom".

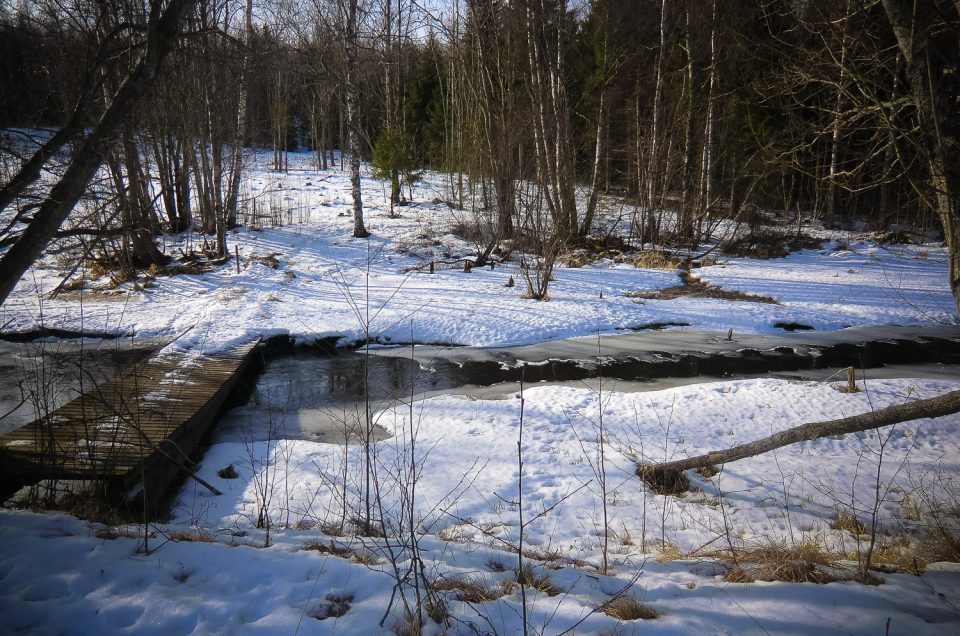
[
  {"left": 627, "top": 271, "right": 778, "bottom": 304},
  {"left": 514, "top": 566, "right": 564, "bottom": 597},
  {"left": 723, "top": 542, "right": 837, "bottom": 584},
  {"left": 431, "top": 576, "right": 506, "bottom": 604},
  {"left": 599, "top": 595, "right": 659, "bottom": 621}
]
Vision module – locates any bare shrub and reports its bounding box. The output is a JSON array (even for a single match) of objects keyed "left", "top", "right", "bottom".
[
  {"left": 216, "top": 464, "right": 238, "bottom": 479},
  {"left": 724, "top": 229, "right": 790, "bottom": 259}
]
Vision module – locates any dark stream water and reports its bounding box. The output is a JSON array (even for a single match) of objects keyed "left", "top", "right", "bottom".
[
  {"left": 2, "top": 331, "right": 957, "bottom": 444},
  {"left": 210, "top": 332, "right": 960, "bottom": 443}
]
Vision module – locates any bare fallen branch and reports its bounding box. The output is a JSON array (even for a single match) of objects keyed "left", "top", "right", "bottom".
[{"left": 639, "top": 389, "right": 960, "bottom": 493}]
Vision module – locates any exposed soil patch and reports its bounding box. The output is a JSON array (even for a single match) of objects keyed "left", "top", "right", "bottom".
[
  {"left": 627, "top": 272, "right": 778, "bottom": 304},
  {"left": 637, "top": 464, "right": 690, "bottom": 495}
]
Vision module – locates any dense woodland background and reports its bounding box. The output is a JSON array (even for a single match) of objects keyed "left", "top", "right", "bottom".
[{"left": 0, "top": 0, "right": 957, "bottom": 308}]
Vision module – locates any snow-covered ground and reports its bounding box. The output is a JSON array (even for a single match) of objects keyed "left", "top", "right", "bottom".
[
  {"left": 1, "top": 151, "right": 955, "bottom": 354},
  {"left": 3, "top": 378, "right": 960, "bottom": 634},
  {"left": 2, "top": 152, "right": 960, "bottom": 634}
]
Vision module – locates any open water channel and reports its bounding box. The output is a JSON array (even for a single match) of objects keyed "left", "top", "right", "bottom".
[{"left": 2, "top": 326, "right": 959, "bottom": 445}]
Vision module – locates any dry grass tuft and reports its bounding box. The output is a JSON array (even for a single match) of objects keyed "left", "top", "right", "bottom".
[
  {"left": 860, "top": 537, "right": 926, "bottom": 576},
  {"left": 600, "top": 595, "right": 659, "bottom": 621},
  {"left": 627, "top": 249, "right": 683, "bottom": 270},
  {"left": 515, "top": 566, "right": 565, "bottom": 597},
  {"left": 431, "top": 576, "right": 505, "bottom": 603},
  {"left": 425, "top": 596, "right": 449, "bottom": 625},
  {"left": 304, "top": 537, "right": 371, "bottom": 560},
  {"left": 351, "top": 551, "right": 381, "bottom": 566},
  {"left": 561, "top": 250, "right": 601, "bottom": 268},
  {"left": 303, "top": 540, "right": 354, "bottom": 558},
  {"left": 95, "top": 526, "right": 137, "bottom": 540},
  {"left": 696, "top": 464, "right": 720, "bottom": 479},
  {"left": 523, "top": 547, "right": 565, "bottom": 565},
  {"left": 167, "top": 529, "right": 215, "bottom": 543},
  {"left": 724, "top": 541, "right": 835, "bottom": 584},
  {"left": 920, "top": 527, "right": 960, "bottom": 566},
  {"left": 437, "top": 525, "right": 468, "bottom": 542},
  {"left": 317, "top": 521, "right": 345, "bottom": 537},
  {"left": 831, "top": 511, "right": 867, "bottom": 536},
  {"left": 654, "top": 543, "right": 685, "bottom": 563}
]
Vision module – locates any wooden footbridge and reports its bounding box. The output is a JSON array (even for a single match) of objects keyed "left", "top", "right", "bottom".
[{"left": 0, "top": 338, "right": 261, "bottom": 514}]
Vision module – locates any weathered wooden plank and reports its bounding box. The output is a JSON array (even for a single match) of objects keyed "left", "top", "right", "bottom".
[{"left": 0, "top": 338, "right": 261, "bottom": 512}]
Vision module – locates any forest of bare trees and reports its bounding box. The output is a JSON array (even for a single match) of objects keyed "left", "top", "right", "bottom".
[{"left": 0, "top": 0, "right": 957, "bottom": 309}]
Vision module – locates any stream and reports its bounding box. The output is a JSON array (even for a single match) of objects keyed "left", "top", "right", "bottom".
[
  {"left": 1, "top": 326, "right": 957, "bottom": 445},
  {"left": 210, "top": 325, "right": 960, "bottom": 443}
]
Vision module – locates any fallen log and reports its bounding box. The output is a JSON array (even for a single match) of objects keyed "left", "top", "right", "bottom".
[{"left": 638, "top": 389, "right": 960, "bottom": 494}]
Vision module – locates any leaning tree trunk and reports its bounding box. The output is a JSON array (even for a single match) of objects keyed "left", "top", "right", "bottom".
[
  {"left": 0, "top": 0, "right": 196, "bottom": 307},
  {"left": 642, "top": 389, "right": 960, "bottom": 480}
]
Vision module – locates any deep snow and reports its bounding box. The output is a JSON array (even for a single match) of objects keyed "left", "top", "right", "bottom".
[{"left": 1, "top": 151, "right": 959, "bottom": 634}]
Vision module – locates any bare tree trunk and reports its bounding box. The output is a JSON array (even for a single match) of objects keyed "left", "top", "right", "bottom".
[
  {"left": 881, "top": 0, "right": 960, "bottom": 314},
  {"left": 644, "top": 0, "right": 668, "bottom": 216},
  {"left": 524, "top": 0, "right": 577, "bottom": 243},
  {"left": 346, "top": 0, "right": 369, "bottom": 238},
  {"left": 225, "top": 0, "right": 254, "bottom": 228},
  {"left": 680, "top": 0, "right": 702, "bottom": 240},
  {"left": 826, "top": 0, "right": 852, "bottom": 226},
  {"left": 580, "top": 88, "right": 604, "bottom": 239},
  {"left": 120, "top": 130, "right": 165, "bottom": 266},
  {"left": 699, "top": 0, "right": 718, "bottom": 216},
  {"left": 644, "top": 389, "right": 960, "bottom": 477}
]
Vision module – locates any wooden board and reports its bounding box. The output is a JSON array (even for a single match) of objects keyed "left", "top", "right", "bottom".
[{"left": 0, "top": 339, "right": 261, "bottom": 489}]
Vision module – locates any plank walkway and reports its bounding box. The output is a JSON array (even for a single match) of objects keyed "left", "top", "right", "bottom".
[{"left": 0, "top": 338, "right": 261, "bottom": 507}]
